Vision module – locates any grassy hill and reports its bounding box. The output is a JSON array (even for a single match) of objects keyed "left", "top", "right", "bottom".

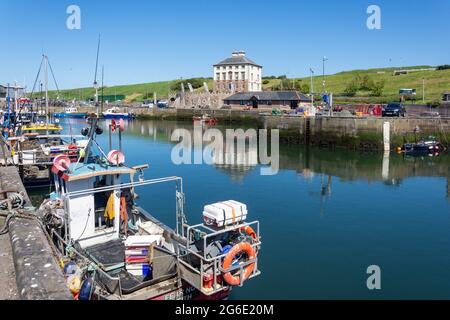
[
  {"left": 48, "top": 66, "right": 450, "bottom": 104},
  {"left": 265, "top": 66, "right": 450, "bottom": 104}
]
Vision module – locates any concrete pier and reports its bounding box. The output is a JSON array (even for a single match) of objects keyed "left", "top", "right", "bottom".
[{"left": 0, "top": 166, "right": 72, "bottom": 300}]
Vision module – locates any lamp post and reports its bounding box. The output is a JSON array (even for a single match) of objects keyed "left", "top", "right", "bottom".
[
  {"left": 322, "top": 56, "right": 328, "bottom": 94},
  {"left": 422, "top": 78, "right": 425, "bottom": 104},
  {"left": 310, "top": 68, "right": 315, "bottom": 106}
]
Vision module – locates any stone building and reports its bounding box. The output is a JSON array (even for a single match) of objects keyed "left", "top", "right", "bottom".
[
  {"left": 223, "top": 91, "right": 311, "bottom": 111},
  {"left": 213, "top": 51, "right": 262, "bottom": 93}
]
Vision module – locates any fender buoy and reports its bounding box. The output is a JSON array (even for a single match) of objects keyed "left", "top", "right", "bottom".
[
  {"left": 222, "top": 242, "right": 256, "bottom": 286},
  {"left": 111, "top": 119, "right": 117, "bottom": 133}
]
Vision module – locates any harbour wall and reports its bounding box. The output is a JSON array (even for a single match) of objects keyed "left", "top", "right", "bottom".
[
  {"left": 48, "top": 106, "right": 450, "bottom": 150},
  {"left": 134, "top": 108, "right": 450, "bottom": 149}
]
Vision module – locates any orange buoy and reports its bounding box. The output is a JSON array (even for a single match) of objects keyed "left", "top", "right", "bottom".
[{"left": 222, "top": 242, "right": 256, "bottom": 286}]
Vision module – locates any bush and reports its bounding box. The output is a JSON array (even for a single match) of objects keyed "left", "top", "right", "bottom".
[
  {"left": 437, "top": 65, "right": 450, "bottom": 71},
  {"left": 427, "top": 100, "right": 441, "bottom": 108},
  {"left": 262, "top": 79, "right": 270, "bottom": 85},
  {"left": 343, "top": 80, "right": 358, "bottom": 97},
  {"left": 370, "top": 80, "right": 385, "bottom": 96}
]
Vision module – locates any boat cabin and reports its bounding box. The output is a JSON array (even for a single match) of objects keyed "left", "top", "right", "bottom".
[{"left": 52, "top": 162, "right": 135, "bottom": 248}]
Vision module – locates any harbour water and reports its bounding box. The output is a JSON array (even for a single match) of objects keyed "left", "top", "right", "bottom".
[{"left": 42, "top": 119, "right": 450, "bottom": 299}]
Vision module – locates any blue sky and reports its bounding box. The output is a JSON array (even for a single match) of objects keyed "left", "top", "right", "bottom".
[{"left": 1, "top": 0, "right": 449, "bottom": 90}]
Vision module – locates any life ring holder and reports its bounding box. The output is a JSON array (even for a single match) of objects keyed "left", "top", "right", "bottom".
[{"left": 222, "top": 242, "right": 256, "bottom": 286}]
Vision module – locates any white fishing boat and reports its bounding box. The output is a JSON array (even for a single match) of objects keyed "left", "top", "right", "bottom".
[
  {"left": 102, "top": 107, "right": 133, "bottom": 119},
  {"left": 38, "top": 117, "right": 262, "bottom": 300}
]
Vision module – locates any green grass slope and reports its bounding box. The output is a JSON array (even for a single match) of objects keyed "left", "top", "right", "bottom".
[{"left": 48, "top": 66, "right": 449, "bottom": 104}]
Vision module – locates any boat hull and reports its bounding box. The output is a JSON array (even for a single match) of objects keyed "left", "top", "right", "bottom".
[
  {"left": 54, "top": 113, "right": 87, "bottom": 119},
  {"left": 102, "top": 113, "right": 132, "bottom": 119}
]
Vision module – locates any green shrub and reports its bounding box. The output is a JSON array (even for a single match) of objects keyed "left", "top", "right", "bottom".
[
  {"left": 437, "top": 65, "right": 450, "bottom": 71},
  {"left": 427, "top": 100, "right": 441, "bottom": 108}
]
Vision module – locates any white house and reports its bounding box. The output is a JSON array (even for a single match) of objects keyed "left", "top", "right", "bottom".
[{"left": 213, "top": 51, "right": 262, "bottom": 93}]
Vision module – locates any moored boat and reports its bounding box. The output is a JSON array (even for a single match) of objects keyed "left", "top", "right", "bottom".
[
  {"left": 102, "top": 107, "right": 134, "bottom": 120},
  {"left": 54, "top": 107, "right": 88, "bottom": 119},
  {"left": 193, "top": 114, "right": 218, "bottom": 126},
  {"left": 402, "top": 136, "right": 444, "bottom": 156}
]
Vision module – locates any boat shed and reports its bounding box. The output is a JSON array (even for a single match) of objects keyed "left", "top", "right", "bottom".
[
  {"left": 223, "top": 91, "right": 311, "bottom": 110},
  {"left": 442, "top": 91, "right": 450, "bottom": 103}
]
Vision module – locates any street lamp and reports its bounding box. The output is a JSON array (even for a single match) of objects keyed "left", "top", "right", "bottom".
[
  {"left": 310, "top": 68, "right": 315, "bottom": 105},
  {"left": 422, "top": 78, "right": 425, "bottom": 104},
  {"left": 322, "top": 56, "right": 328, "bottom": 93}
]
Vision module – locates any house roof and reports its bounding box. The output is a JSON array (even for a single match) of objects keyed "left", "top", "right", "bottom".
[
  {"left": 214, "top": 55, "right": 262, "bottom": 68},
  {"left": 52, "top": 162, "right": 136, "bottom": 182},
  {"left": 224, "top": 91, "right": 311, "bottom": 102}
]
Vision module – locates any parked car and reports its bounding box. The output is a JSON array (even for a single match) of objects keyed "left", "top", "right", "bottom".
[
  {"left": 382, "top": 103, "right": 406, "bottom": 117},
  {"left": 157, "top": 100, "right": 168, "bottom": 108}
]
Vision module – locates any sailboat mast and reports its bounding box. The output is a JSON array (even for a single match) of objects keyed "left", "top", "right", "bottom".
[{"left": 44, "top": 54, "right": 49, "bottom": 135}]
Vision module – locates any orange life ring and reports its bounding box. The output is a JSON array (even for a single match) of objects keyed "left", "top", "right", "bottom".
[
  {"left": 222, "top": 242, "right": 256, "bottom": 286},
  {"left": 241, "top": 226, "right": 257, "bottom": 240}
]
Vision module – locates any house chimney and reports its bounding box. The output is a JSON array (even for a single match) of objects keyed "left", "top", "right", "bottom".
[{"left": 232, "top": 51, "right": 246, "bottom": 57}]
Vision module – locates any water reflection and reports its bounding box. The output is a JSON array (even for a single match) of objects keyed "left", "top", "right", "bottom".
[{"left": 126, "top": 120, "right": 449, "bottom": 186}]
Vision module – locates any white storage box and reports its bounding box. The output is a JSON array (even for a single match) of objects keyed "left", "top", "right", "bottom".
[
  {"left": 124, "top": 235, "right": 162, "bottom": 248},
  {"left": 203, "top": 200, "right": 248, "bottom": 227}
]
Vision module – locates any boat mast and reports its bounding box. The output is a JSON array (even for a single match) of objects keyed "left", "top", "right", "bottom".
[{"left": 44, "top": 54, "right": 49, "bottom": 135}]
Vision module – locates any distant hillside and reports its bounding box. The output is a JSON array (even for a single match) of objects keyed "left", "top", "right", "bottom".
[
  {"left": 264, "top": 66, "right": 449, "bottom": 104},
  {"left": 47, "top": 66, "right": 449, "bottom": 104}
]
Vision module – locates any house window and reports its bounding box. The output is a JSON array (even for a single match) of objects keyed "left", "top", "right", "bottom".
[
  {"left": 216, "top": 73, "right": 220, "bottom": 81},
  {"left": 235, "top": 72, "right": 239, "bottom": 80},
  {"left": 241, "top": 72, "right": 245, "bottom": 80},
  {"left": 228, "top": 71, "right": 233, "bottom": 80},
  {"left": 222, "top": 73, "right": 226, "bottom": 81}
]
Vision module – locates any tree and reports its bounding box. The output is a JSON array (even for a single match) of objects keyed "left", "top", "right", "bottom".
[
  {"left": 344, "top": 80, "right": 358, "bottom": 97},
  {"left": 437, "top": 65, "right": 450, "bottom": 71},
  {"left": 370, "top": 80, "right": 385, "bottom": 96}
]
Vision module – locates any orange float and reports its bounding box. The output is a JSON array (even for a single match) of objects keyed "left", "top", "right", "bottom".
[{"left": 222, "top": 242, "right": 256, "bottom": 286}]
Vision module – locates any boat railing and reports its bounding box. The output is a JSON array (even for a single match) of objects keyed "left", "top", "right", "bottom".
[
  {"left": 64, "top": 176, "right": 183, "bottom": 198},
  {"left": 48, "top": 227, "right": 125, "bottom": 296},
  {"left": 177, "top": 220, "right": 261, "bottom": 296}
]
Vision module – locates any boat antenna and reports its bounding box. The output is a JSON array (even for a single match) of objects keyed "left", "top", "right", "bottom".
[
  {"left": 93, "top": 34, "right": 101, "bottom": 114},
  {"left": 101, "top": 65, "right": 104, "bottom": 113}
]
